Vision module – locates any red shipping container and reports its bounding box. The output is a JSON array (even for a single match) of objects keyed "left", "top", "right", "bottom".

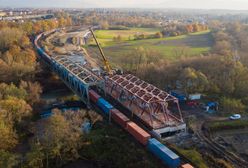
[
  {"left": 111, "top": 109, "right": 130, "bottom": 129},
  {"left": 89, "top": 90, "right": 101, "bottom": 103},
  {"left": 181, "top": 164, "right": 194, "bottom": 168},
  {"left": 126, "top": 122, "right": 151, "bottom": 145}
]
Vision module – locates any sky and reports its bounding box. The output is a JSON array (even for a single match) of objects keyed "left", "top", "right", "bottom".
[{"left": 1, "top": 0, "right": 248, "bottom": 10}]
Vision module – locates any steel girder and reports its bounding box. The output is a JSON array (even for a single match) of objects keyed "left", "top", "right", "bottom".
[
  {"left": 51, "top": 56, "right": 104, "bottom": 106},
  {"left": 105, "top": 74, "right": 184, "bottom": 129}
]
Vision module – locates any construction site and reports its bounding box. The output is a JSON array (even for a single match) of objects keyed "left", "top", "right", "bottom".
[{"left": 35, "top": 26, "right": 248, "bottom": 168}]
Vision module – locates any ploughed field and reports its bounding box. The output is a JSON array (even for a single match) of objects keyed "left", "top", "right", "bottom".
[{"left": 88, "top": 28, "right": 213, "bottom": 62}]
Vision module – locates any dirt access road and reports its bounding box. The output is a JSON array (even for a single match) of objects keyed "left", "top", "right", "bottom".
[{"left": 183, "top": 106, "right": 248, "bottom": 168}]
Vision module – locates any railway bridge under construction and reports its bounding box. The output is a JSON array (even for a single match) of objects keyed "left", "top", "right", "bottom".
[{"left": 34, "top": 28, "right": 186, "bottom": 139}]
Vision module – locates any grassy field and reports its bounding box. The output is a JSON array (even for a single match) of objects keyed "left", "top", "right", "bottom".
[
  {"left": 88, "top": 28, "right": 213, "bottom": 62},
  {"left": 206, "top": 120, "right": 248, "bottom": 132},
  {"left": 95, "top": 28, "right": 161, "bottom": 40}
]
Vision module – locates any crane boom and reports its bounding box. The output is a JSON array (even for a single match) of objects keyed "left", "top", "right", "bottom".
[{"left": 89, "top": 27, "right": 112, "bottom": 74}]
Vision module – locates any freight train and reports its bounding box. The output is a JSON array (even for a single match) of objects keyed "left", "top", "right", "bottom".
[
  {"left": 34, "top": 29, "right": 193, "bottom": 168},
  {"left": 89, "top": 89, "right": 181, "bottom": 168}
]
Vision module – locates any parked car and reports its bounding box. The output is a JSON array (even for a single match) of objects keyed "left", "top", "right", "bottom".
[
  {"left": 186, "top": 100, "right": 199, "bottom": 107},
  {"left": 204, "top": 102, "right": 219, "bottom": 112},
  {"left": 229, "top": 114, "right": 241, "bottom": 120}
]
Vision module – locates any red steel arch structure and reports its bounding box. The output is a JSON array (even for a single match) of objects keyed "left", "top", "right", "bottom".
[{"left": 105, "top": 74, "right": 186, "bottom": 138}]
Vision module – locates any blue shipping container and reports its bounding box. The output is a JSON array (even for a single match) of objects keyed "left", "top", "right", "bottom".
[
  {"left": 148, "top": 138, "right": 180, "bottom": 168},
  {"left": 170, "top": 91, "right": 186, "bottom": 102},
  {"left": 96, "top": 98, "right": 113, "bottom": 115}
]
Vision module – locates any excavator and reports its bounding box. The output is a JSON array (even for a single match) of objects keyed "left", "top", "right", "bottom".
[{"left": 89, "top": 27, "right": 120, "bottom": 76}]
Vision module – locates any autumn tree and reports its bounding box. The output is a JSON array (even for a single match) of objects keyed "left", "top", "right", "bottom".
[
  {"left": 214, "top": 31, "right": 230, "bottom": 42},
  {"left": 0, "top": 25, "right": 36, "bottom": 82},
  {"left": 0, "top": 83, "right": 27, "bottom": 100},
  {"left": 31, "top": 110, "right": 83, "bottom": 167},
  {"left": 0, "top": 97, "right": 32, "bottom": 124},
  {"left": 0, "top": 27, "right": 24, "bottom": 51},
  {"left": 113, "top": 35, "right": 122, "bottom": 42},
  {"left": 100, "top": 20, "right": 109, "bottom": 30},
  {"left": 0, "top": 150, "right": 19, "bottom": 168},
  {"left": 0, "top": 114, "right": 18, "bottom": 151},
  {"left": 154, "top": 32, "right": 163, "bottom": 38},
  {"left": 220, "top": 97, "right": 245, "bottom": 115},
  {"left": 21, "top": 21, "right": 33, "bottom": 35},
  {"left": 25, "top": 141, "right": 45, "bottom": 168},
  {"left": 20, "top": 81, "right": 42, "bottom": 105},
  {"left": 179, "top": 67, "right": 209, "bottom": 93},
  {"left": 213, "top": 40, "right": 232, "bottom": 56}
]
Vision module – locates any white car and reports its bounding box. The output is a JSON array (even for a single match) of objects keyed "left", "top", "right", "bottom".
[{"left": 229, "top": 114, "right": 241, "bottom": 120}]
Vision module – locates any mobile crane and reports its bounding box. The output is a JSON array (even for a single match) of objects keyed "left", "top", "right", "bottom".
[{"left": 89, "top": 27, "right": 113, "bottom": 75}]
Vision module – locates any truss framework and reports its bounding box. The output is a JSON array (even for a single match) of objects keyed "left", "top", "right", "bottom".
[
  {"left": 106, "top": 74, "right": 184, "bottom": 129},
  {"left": 53, "top": 55, "right": 102, "bottom": 85},
  {"left": 50, "top": 55, "right": 104, "bottom": 105}
]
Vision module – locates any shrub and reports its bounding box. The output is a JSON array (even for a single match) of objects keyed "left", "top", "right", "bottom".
[{"left": 220, "top": 97, "right": 245, "bottom": 115}]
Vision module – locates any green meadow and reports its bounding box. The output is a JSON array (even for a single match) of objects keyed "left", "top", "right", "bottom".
[{"left": 89, "top": 28, "right": 213, "bottom": 61}]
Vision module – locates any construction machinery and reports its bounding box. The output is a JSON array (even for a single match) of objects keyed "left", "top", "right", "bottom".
[{"left": 89, "top": 27, "right": 113, "bottom": 75}]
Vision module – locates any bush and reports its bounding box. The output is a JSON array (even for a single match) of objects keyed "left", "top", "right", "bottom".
[
  {"left": 113, "top": 35, "right": 122, "bottom": 42},
  {"left": 172, "top": 146, "right": 208, "bottom": 168},
  {"left": 220, "top": 97, "right": 245, "bottom": 115},
  {"left": 154, "top": 32, "right": 163, "bottom": 38}
]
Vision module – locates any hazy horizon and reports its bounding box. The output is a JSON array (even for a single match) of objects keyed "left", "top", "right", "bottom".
[{"left": 1, "top": 0, "right": 248, "bottom": 10}]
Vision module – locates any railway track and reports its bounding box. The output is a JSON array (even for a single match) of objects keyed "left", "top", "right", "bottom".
[{"left": 195, "top": 122, "right": 248, "bottom": 168}]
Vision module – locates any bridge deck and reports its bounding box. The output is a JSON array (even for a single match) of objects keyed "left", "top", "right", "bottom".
[{"left": 53, "top": 55, "right": 103, "bottom": 86}]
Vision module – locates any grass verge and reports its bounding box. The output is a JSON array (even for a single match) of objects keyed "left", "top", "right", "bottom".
[
  {"left": 206, "top": 120, "right": 248, "bottom": 132},
  {"left": 171, "top": 145, "right": 208, "bottom": 168}
]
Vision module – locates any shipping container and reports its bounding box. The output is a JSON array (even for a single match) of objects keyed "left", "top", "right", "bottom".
[
  {"left": 148, "top": 138, "right": 180, "bottom": 168},
  {"left": 110, "top": 109, "right": 130, "bottom": 129},
  {"left": 181, "top": 163, "right": 194, "bottom": 168},
  {"left": 188, "top": 94, "right": 201, "bottom": 100},
  {"left": 170, "top": 90, "right": 186, "bottom": 102},
  {"left": 89, "top": 90, "right": 101, "bottom": 103},
  {"left": 96, "top": 98, "right": 113, "bottom": 115},
  {"left": 126, "top": 122, "right": 151, "bottom": 145}
]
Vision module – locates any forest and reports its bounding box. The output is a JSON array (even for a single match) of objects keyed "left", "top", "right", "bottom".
[{"left": 0, "top": 13, "right": 78, "bottom": 167}]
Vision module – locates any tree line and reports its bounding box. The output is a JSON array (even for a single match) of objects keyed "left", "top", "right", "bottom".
[
  {"left": 161, "top": 23, "right": 208, "bottom": 37},
  {"left": 0, "top": 12, "right": 74, "bottom": 167},
  {"left": 108, "top": 23, "right": 208, "bottom": 43},
  {"left": 82, "top": 11, "right": 160, "bottom": 28}
]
